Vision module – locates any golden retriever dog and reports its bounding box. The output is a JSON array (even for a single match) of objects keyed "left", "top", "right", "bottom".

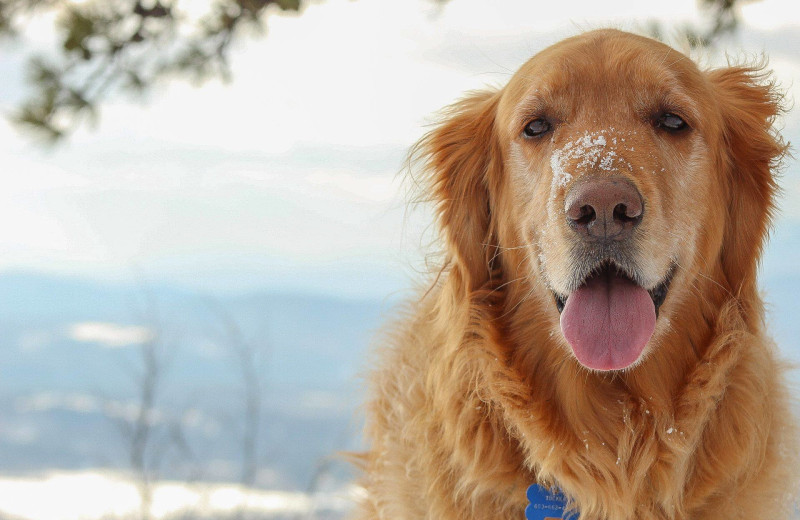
[{"left": 353, "top": 29, "right": 799, "bottom": 519}]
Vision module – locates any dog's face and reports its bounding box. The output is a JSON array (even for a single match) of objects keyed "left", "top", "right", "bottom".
[
  {"left": 497, "top": 32, "right": 724, "bottom": 370},
  {"left": 422, "top": 30, "right": 781, "bottom": 372}
]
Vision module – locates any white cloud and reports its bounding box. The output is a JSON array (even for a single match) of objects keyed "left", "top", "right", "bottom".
[
  {"left": 14, "top": 393, "right": 120, "bottom": 426},
  {"left": 68, "top": 322, "right": 155, "bottom": 348},
  {"left": 15, "top": 392, "right": 168, "bottom": 425},
  {"left": 16, "top": 392, "right": 101, "bottom": 415}
]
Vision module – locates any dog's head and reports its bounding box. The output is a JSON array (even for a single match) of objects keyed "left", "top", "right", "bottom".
[{"left": 418, "top": 29, "right": 785, "bottom": 371}]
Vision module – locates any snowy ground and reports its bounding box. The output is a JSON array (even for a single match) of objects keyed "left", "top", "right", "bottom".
[{"left": 0, "top": 471, "right": 360, "bottom": 520}]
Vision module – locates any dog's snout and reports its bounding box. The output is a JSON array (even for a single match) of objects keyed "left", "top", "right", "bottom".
[{"left": 565, "top": 177, "right": 643, "bottom": 240}]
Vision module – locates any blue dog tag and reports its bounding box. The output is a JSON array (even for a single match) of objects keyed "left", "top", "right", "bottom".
[{"left": 525, "top": 484, "right": 577, "bottom": 520}]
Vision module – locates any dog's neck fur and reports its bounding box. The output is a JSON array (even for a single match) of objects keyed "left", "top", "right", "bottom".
[{"left": 425, "top": 260, "right": 792, "bottom": 519}]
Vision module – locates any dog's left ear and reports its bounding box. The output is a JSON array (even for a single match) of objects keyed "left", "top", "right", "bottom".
[
  {"left": 707, "top": 65, "right": 787, "bottom": 300},
  {"left": 415, "top": 90, "right": 502, "bottom": 292}
]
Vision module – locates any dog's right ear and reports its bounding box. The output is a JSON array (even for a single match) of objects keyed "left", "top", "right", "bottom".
[
  {"left": 706, "top": 66, "right": 786, "bottom": 305},
  {"left": 414, "top": 90, "right": 502, "bottom": 292}
]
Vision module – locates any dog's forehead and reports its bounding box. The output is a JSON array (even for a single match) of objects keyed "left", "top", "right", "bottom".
[{"left": 498, "top": 30, "right": 706, "bottom": 129}]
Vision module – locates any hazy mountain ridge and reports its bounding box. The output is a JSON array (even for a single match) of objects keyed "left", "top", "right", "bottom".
[{"left": 0, "top": 272, "right": 393, "bottom": 491}]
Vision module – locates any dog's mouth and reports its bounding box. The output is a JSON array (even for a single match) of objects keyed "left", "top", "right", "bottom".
[
  {"left": 552, "top": 262, "right": 675, "bottom": 371},
  {"left": 554, "top": 263, "right": 674, "bottom": 315}
]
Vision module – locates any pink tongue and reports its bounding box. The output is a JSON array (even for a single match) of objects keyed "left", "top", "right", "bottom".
[{"left": 560, "top": 273, "right": 656, "bottom": 371}]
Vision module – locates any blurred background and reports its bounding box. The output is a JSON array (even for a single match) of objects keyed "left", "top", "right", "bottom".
[{"left": 0, "top": 0, "right": 798, "bottom": 519}]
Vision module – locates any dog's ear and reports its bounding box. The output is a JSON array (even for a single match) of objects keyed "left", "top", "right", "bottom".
[
  {"left": 707, "top": 66, "right": 786, "bottom": 300},
  {"left": 415, "top": 90, "right": 502, "bottom": 292}
]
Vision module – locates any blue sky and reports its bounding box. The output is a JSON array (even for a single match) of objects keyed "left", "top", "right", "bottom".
[{"left": 0, "top": 0, "right": 798, "bottom": 299}]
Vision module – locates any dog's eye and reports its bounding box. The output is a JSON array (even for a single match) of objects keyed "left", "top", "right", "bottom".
[
  {"left": 656, "top": 113, "right": 688, "bottom": 132},
  {"left": 523, "top": 118, "right": 551, "bottom": 138}
]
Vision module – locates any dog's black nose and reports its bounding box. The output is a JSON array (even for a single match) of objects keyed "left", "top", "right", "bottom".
[{"left": 565, "top": 177, "right": 643, "bottom": 240}]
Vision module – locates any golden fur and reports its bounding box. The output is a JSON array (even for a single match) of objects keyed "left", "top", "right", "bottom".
[{"left": 353, "top": 30, "right": 799, "bottom": 519}]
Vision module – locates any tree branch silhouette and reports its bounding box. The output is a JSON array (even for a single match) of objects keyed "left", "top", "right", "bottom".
[{"left": 0, "top": 0, "right": 751, "bottom": 141}]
